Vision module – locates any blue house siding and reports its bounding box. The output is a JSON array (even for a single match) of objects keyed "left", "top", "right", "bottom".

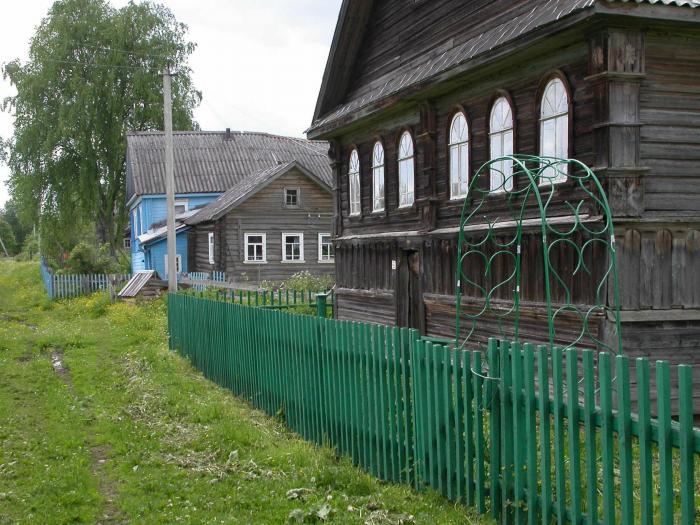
[
  {"left": 129, "top": 193, "right": 220, "bottom": 273},
  {"left": 143, "top": 230, "right": 190, "bottom": 279}
]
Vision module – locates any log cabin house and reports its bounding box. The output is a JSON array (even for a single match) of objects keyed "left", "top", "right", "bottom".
[
  {"left": 307, "top": 0, "right": 700, "bottom": 403},
  {"left": 184, "top": 160, "right": 335, "bottom": 285}
]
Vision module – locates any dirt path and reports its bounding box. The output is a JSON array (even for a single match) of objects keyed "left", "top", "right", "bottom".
[{"left": 49, "top": 346, "right": 124, "bottom": 524}]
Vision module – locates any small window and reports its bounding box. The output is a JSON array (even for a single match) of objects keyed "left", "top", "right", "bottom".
[
  {"left": 372, "top": 142, "right": 385, "bottom": 212},
  {"left": 285, "top": 188, "right": 299, "bottom": 207},
  {"left": 398, "top": 132, "right": 415, "bottom": 207},
  {"left": 318, "top": 233, "right": 334, "bottom": 262},
  {"left": 449, "top": 112, "right": 469, "bottom": 199},
  {"left": 244, "top": 233, "right": 266, "bottom": 263},
  {"left": 348, "top": 149, "right": 361, "bottom": 216},
  {"left": 282, "top": 233, "right": 304, "bottom": 262},
  {"left": 489, "top": 96, "right": 514, "bottom": 193},
  {"left": 164, "top": 254, "right": 182, "bottom": 276},
  {"left": 174, "top": 200, "right": 189, "bottom": 215},
  {"left": 539, "top": 77, "right": 569, "bottom": 184},
  {"left": 123, "top": 237, "right": 131, "bottom": 249},
  {"left": 208, "top": 232, "right": 215, "bottom": 265}
]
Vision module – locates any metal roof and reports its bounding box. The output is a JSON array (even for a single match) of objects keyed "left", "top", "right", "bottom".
[
  {"left": 607, "top": 0, "right": 699, "bottom": 5},
  {"left": 126, "top": 131, "right": 331, "bottom": 201},
  {"left": 118, "top": 271, "right": 157, "bottom": 298},
  {"left": 308, "top": 0, "right": 699, "bottom": 137},
  {"left": 186, "top": 160, "right": 332, "bottom": 225}
]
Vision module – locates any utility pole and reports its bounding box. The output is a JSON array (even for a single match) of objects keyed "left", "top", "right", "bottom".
[
  {"left": 0, "top": 233, "right": 8, "bottom": 257},
  {"left": 163, "top": 69, "right": 177, "bottom": 292}
]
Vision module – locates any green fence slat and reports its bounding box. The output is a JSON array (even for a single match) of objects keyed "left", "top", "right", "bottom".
[
  {"left": 487, "top": 339, "right": 501, "bottom": 520},
  {"left": 454, "top": 347, "right": 465, "bottom": 504},
  {"left": 599, "top": 353, "right": 615, "bottom": 525},
  {"left": 473, "top": 351, "right": 485, "bottom": 515},
  {"left": 635, "top": 358, "right": 652, "bottom": 525},
  {"left": 444, "top": 345, "right": 455, "bottom": 500},
  {"left": 678, "top": 365, "right": 695, "bottom": 525},
  {"left": 523, "top": 344, "right": 537, "bottom": 525},
  {"left": 657, "top": 360, "right": 673, "bottom": 525},
  {"left": 463, "top": 350, "right": 474, "bottom": 506},
  {"left": 434, "top": 343, "right": 445, "bottom": 496},
  {"left": 616, "top": 355, "right": 633, "bottom": 525},
  {"left": 511, "top": 342, "right": 525, "bottom": 525},
  {"left": 551, "top": 346, "right": 565, "bottom": 525},
  {"left": 566, "top": 349, "right": 581, "bottom": 525},
  {"left": 582, "top": 350, "right": 598, "bottom": 525},
  {"left": 499, "top": 340, "right": 513, "bottom": 522}
]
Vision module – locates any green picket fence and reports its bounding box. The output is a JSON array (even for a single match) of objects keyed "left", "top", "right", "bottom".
[
  {"left": 167, "top": 294, "right": 699, "bottom": 524},
  {"left": 181, "top": 286, "right": 335, "bottom": 310}
]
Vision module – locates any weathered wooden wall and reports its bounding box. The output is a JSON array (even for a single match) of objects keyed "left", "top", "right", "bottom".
[
  {"left": 641, "top": 30, "right": 700, "bottom": 217},
  {"left": 189, "top": 169, "right": 334, "bottom": 284}
]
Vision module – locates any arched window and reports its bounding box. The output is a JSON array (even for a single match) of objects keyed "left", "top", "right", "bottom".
[
  {"left": 539, "top": 77, "right": 569, "bottom": 184},
  {"left": 398, "top": 131, "right": 415, "bottom": 207},
  {"left": 449, "top": 112, "right": 469, "bottom": 199},
  {"left": 348, "top": 149, "right": 361, "bottom": 216},
  {"left": 489, "top": 96, "right": 514, "bottom": 192},
  {"left": 372, "top": 141, "right": 385, "bottom": 212}
]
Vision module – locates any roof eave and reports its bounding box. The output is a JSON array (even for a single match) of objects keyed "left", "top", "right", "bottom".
[{"left": 308, "top": 7, "right": 599, "bottom": 140}]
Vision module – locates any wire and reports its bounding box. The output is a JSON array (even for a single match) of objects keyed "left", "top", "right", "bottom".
[
  {"left": 36, "top": 57, "right": 173, "bottom": 73},
  {"left": 77, "top": 43, "right": 178, "bottom": 60}
]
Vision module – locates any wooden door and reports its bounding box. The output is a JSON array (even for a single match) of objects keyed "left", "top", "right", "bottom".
[{"left": 397, "top": 249, "right": 423, "bottom": 330}]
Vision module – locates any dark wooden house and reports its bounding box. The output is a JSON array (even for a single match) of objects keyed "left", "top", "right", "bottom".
[
  {"left": 307, "top": 0, "right": 700, "bottom": 401},
  {"left": 185, "top": 160, "right": 335, "bottom": 284}
]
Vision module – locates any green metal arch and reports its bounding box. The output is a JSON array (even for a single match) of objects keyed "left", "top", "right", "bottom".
[{"left": 455, "top": 155, "right": 623, "bottom": 354}]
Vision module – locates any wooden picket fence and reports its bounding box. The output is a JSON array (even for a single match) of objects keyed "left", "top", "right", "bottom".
[
  {"left": 167, "top": 294, "right": 699, "bottom": 524},
  {"left": 40, "top": 257, "right": 130, "bottom": 300}
]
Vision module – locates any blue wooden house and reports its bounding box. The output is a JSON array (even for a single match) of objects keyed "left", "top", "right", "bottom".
[{"left": 125, "top": 130, "right": 331, "bottom": 278}]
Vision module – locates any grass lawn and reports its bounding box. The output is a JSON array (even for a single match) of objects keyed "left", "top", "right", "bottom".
[{"left": 0, "top": 260, "right": 488, "bottom": 525}]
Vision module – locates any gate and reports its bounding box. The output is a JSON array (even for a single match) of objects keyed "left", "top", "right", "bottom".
[{"left": 455, "top": 155, "right": 622, "bottom": 355}]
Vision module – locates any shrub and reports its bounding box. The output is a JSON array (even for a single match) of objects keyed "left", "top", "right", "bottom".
[
  {"left": 60, "top": 242, "right": 120, "bottom": 274},
  {"left": 263, "top": 271, "right": 334, "bottom": 293}
]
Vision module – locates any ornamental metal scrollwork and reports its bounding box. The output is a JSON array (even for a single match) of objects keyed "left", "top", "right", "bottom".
[{"left": 455, "top": 155, "right": 622, "bottom": 355}]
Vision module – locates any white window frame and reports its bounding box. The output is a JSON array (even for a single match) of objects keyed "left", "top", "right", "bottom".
[
  {"left": 449, "top": 112, "right": 470, "bottom": 200},
  {"left": 371, "top": 142, "right": 385, "bottom": 212},
  {"left": 164, "top": 254, "right": 182, "bottom": 276},
  {"left": 318, "top": 233, "right": 334, "bottom": 263},
  {"left": 174, "top": 199, "right": 189, "bottom": 215},
  {"left": 244, "top": 233, "right": 267, "bottom": 263},
  {"left": 123, "top": 237, "right": 131, "bottom": 249},
  {"left": 348, "top": 149, "right": 361, "bottom": 216},
  {"left": 489, "top": 96, "right": 514, "bottom": 193},
  {"left": 282, "top": 232, "right": 305, "bottom": 263},
  {"left": 284, "top": 187, "right": 300, "bottom": 207},
  {"left": 539, "top": 77, "right": 569, "bottom": 185},
  {"left": 208, "top": 232, "right": 215, "bottom": 265},
  {"left": 398, "top": 131, "right": 415, "bottom": 208},
  {"left": 132, "top": 209, "right": 139, "bottom": 236}
]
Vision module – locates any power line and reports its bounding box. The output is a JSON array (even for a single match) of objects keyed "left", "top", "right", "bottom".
[
  {"left": 77, "top": 43, "right": 177, "bottom": 61},
  {"left": 37, "top": 57, "right": 172, "bottom": 72}
]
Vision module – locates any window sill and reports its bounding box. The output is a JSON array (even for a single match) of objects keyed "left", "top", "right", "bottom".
[
  {"left": 282, "top": 260, "right": 306, "bottom": 264},
  {"left": 317, "top": 260, "right": 335, "bottom": 264},
  {"left": 244, "top": 260, "right": 268, "bottom": 265}
]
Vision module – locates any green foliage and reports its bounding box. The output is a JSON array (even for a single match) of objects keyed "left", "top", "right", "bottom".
[
  {"left": 0, "top": 199, "right": 30, "bottom": 250},
  {"left": 263, "top": 271, "right": 334, "bottom": 293},
  {"left": 60, "top": 242, "right": 119, "bottom": 274},
  {"left": 2, "top": 0, "right": 201, "bottom": 254},
  {"left": 0, "top": 216, "right": 17, "bottom": 255}
]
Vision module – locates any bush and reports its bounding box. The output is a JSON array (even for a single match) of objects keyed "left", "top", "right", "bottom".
[
  {"left": 60, "top": 242, "right": 120, "bottom": 274},
  {"left": 262, "top": 271, "right": 334, "bottom": 293}
]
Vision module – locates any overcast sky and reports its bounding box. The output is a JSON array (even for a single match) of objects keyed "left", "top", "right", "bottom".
[{"left": 0, "top": 0, "right": 342, "bottom": 207}]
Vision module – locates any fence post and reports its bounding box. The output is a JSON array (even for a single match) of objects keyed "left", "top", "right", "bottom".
[{"left": 316, "top": 293, "right": 328, "bottom": 318}]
